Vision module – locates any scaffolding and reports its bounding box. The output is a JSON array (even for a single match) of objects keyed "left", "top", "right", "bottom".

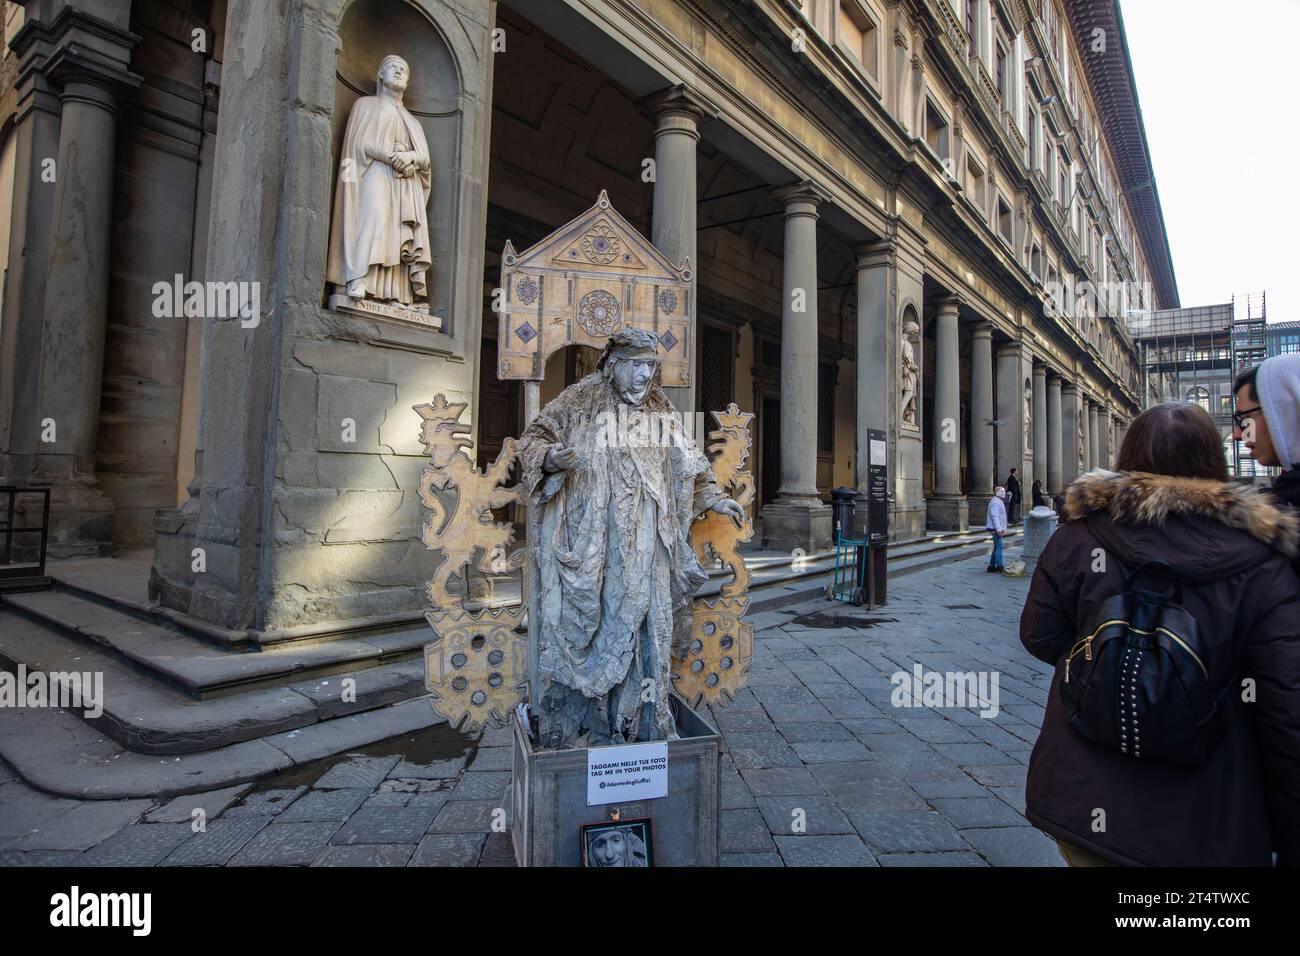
[{"left": 1127, "top": 298, "right": 1261, "bottom": 478}]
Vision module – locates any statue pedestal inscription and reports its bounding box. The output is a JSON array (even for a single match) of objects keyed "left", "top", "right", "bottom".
[
  {"left": 510, "top": 697, "right": 720, "bottom": 867},
  {"left": 328, "top": 292, "right": 444, "bottom": 331}
]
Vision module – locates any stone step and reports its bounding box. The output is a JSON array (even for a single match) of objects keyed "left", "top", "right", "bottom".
[
  {"left": 0, "top": 589, "right": 431, "bottom": 699},
  {"left": 0, "top": 609, "right": 429, "bottom": 754},
  {"left": 0, "top": 695, "right": 448, "bottom": 800}
]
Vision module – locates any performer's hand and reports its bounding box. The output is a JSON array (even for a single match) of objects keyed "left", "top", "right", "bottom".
[
  {"left": 543, "top": 445, "right": 578, "bottom": 472},
  {"left": 711, "top": 498, "right": 744, "bottom": 519}
]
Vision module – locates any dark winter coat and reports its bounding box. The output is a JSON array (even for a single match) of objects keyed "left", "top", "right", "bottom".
[
  {"left": 1005, "top": 474, "right": 1022, "bottom": 502},
  {"left": 1275, "top": 469, "right": 1300, "bottom": 579},
  {"left": 1021, "top": 469, "right": 1300, "bottom": 866}
]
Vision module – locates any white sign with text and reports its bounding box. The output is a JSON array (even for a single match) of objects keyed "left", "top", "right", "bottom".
[{"left": 586, "top": 740, "right": 668, "bottom": 806}]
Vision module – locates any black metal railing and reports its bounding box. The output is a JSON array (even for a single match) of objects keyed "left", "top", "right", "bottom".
[{"left": 0, "top": 486, "right": 51, "bottom": 581}]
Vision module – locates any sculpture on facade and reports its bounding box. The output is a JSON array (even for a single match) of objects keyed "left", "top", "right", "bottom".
[
  {"left": 1024, "top": 382, "right": 1033, "bottom": 448},
  {"left": 1077, "top": 409, "right": 1086, "bottom": 466},
  {"left": 327, "top": 54, "right": 433, "bottom": 307},
  {"left": 516, "top": 327, "right": 744, "bottom": 750},
  {"left": 900, "top": 319, "right": 920, "bottom": 429}
]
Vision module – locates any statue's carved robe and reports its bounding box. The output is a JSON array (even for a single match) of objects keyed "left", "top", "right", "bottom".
[
  {"left": 517, "top": 374, "right": 726, "bottom": 750},
  {"left": 327, "top": 93, "right": 433, "bottom": 304}
]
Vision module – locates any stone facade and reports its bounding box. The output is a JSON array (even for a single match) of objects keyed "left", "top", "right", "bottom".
[{"left": 0, "top": 0, "right": 1170, "bottom": 636}]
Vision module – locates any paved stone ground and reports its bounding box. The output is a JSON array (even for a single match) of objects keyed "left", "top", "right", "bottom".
[{"left": 0, "top": 549, "right": 1062, "bottom": 867}]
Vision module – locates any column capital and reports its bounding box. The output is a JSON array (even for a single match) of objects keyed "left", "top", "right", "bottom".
[
  {"left": 45, "top": 47, "right": 142, "bottom": 110},
  {"left": 935, "top": 294, "right": 962, "bottom": 315},
  {"left": 970, "top": 320, "right": 994, "bottom": 337},
  {"left": 1046, "top": 370, "right": 1064, "bottom": 384},
  {"left": 1061, "top": 381, "right": 1078, "bottom": 395},
  {"left": 642, "top": 83, "right": 719, "bottom": 127},
  {"left": 853, "top": 237, "right": 895, "bottom": 267},
  {"left": 996, "top": 341, "right": 1023, "bottom": 358},
  {"left": 1032, "top": 362, "right": 1048, "bottom": 379},
  {"left": 772, "top": 180, "right": 827, "bottom": 215}
]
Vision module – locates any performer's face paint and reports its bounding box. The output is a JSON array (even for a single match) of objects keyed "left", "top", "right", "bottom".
[{"left": 611, "top": 358, "right": 657, "bottom": 406}]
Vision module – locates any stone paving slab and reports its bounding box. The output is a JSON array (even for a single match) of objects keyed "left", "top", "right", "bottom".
[
  {"left": 277, "top": 787, "right": 371, "bottom": 823},
  {"left": 878, "top": 851, "right": 989, "bottom": 866},
  {"left": 144, "top": 785, "right": 249, "bottom": 824},
  {"left": 429, "top": 800, "right": 500, "bottom": 833},
  {"left": 844, "top": 810, "right": 967, "bottom": 853},
  {"left": 78, "top": 823, "right": 194, "bottom": 866},
  {"left": 229, "top": 822, "right": 340, "bottom": 866},
  {"left": 409, "top": 832, "right": 487, "bottom": 867},
  {"left": 929, "top": 797, "right": 1031, "bottom": 829},
  {"left": 720, "top": 808, "right": 777, "bottom": 853},
  {"left": 312, "top": 844, "right": 417, "bottom": 867},
  {"left": 774, "top": 834, "right": 878, "bottom": 867},
  {"left": 162, "top": 816, "right": 272, "bottom": 866},
  {"left": 331, "top": 805, "right": 441, "bottom": 845},
  {"left": 223, "top": 786, "right": 308, "bottom": 818},
  {"left": 960, "top": 827, "right": 1065, "bottom": 867},
  {"left": 312, "top": 755, "right": 402, "bottom": 790}
]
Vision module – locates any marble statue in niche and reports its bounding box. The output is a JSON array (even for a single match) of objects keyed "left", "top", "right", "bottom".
[
  {"left": 516, "top": 328, "right": 744, "bottom": 751},
  {"left": 327, "top": 54, "right": 433, "bottom": 309},
  {"left": 1024, "top": 381, "right": 1033, "bottom": 448},
  {"left": 900, "top": 318, "right": 920, "bottom": 429}
]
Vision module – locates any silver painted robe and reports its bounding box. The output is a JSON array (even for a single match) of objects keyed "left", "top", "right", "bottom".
[{"left": 517, "top": 374, "right": 725, "bottom": 750}]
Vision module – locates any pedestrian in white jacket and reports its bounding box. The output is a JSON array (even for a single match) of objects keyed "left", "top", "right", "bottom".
[{"left": 986, "top": 486, "right": 1008, "bottom": 572}]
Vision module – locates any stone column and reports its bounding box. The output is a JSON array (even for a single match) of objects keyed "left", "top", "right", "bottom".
[
  {"left": 0, "top": 20, "right": 66, "bottom": 481},
  {"left": 1061, "top": 383, "right": 1082, "bottom": 485},
  {"left": 927, "top": 296, "right": 967, "bottom": 531},
  {"left": 1087, "top": 401, "right": 1099, "bottom": 471},
  {"left": 762, "top": 182, "right": 832, "bottom": 553},
  {"left": 1032, "top": 363, "right": 1048, "bottom": 492},
  {"left": 1046, "top": 373, "right": 1063, "bottom": 495},
  {"left": 646, "top": 86, "right": 709, "bottom": 415},
  {"left": 995, "top": 342, "right": 1025, "bottom": 492},
  {"left": 1097, "top": 405, "right": 1111, "bottom": 469},
  {"left": 967, "top": 321, "right": 995, "bottom": 521},
  {"left": 852, "top": 240, "right": 891, "bottom": 538},
  {"left": 31, "top": 44, "right": 141, "bottom": 556}
]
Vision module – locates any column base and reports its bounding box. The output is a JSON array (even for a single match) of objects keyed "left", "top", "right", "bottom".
[
  {"left": 925, "top": 495, "right": 968, "bottom": 533},
  {"left": 149, "top": 503, "right": 198, "bottom": 613},
  {"left": 760, "top": 495, "right": 832, "bottom": 554},
  {"left": 34, "top": 480, "right": 116, "bottom": 559},
  {"left": 967, "top": 493, "right": 994, "bottom": 528}
]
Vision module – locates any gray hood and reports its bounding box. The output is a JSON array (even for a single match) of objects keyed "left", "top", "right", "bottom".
[{"left": 1257, "top": 353, "right": 1300, "bottom": 470}]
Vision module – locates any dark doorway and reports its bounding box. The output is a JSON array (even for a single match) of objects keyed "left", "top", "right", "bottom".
[{"left": 761, "top": 396, "right": 781, "bottom": 507}]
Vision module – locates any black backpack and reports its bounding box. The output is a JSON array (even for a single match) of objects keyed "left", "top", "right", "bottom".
[{"left": 1057, "top": 560, "right": 1231, "bottom": 770}]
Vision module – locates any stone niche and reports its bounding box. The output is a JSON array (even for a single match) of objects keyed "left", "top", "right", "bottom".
[{"left": 328, "top": 0, "right": 464, "bottom": 329}]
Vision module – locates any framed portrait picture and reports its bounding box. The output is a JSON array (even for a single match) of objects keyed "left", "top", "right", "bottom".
[{"left": 580, "top": 818, "right": 654, "bottom": 867}]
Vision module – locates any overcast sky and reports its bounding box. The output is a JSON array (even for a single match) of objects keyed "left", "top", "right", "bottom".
[{"left": 1120, "top": 0, "right": 1299, "bottom": 322}]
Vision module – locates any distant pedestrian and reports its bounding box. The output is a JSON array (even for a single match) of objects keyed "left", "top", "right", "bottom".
[
  {"left": 1235, "top": 355, "right": 1300, "bottom": 575},
  {"left": 1020, "top": 402, "right": 1300, "bottom": 866},
  {"left": 1051, "top": 493, "right": 1065, "bottom": 516},
  {"left": 1031, "top": 478, "right": 1046, "bottom": 509},
  {"left": 985, "top": 486, "right": 1007, "bottom": 572},
  {"left": 1005, "top": 468, "right": 1022, "bottom": 523}
]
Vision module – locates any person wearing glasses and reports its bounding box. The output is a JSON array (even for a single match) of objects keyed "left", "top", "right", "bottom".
[{"left": 1234, "top": 355, "right": 1300, "bottom": 533}]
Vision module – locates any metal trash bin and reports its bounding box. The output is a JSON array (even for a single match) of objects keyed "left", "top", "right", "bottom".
[{"left": 830, "top": 487, "right": 857, "bottom": 544}]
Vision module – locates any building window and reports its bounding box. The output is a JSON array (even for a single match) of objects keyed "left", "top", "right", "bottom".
[
  {"left": 925, "top": 100, "right": 949, "bottom": 159},
  {"left": 1057, "top": 147, "right": 1069, "bottom": 204},
  {"left": 966, "top": 154, "right": 986, "bottom": 210},
  {"left": 995, "top": 40, "right": 1008, "bottom": 101},
  {"left": 966, "top": 0, "right": 978, "bottom": 58},
  {"left": 1027, "top": 107, "right": 1038, "bottom": 170},
  {"left": 836, "top": 0, "right": 879, "bottom": 78},
  {"left": 996, "top": 195, "right": 1012, "bottom": 243},
  {"left": 1030, "top": 242, "right": 1042, "bottom": 279},
  {"left": 1187, "top": 386, "right": 1210, "bottom": 412}
]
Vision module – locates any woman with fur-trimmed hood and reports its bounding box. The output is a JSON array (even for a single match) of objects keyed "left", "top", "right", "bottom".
[{"left": 1020, "top": 402, "right": 1300, "bottom": 867}]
